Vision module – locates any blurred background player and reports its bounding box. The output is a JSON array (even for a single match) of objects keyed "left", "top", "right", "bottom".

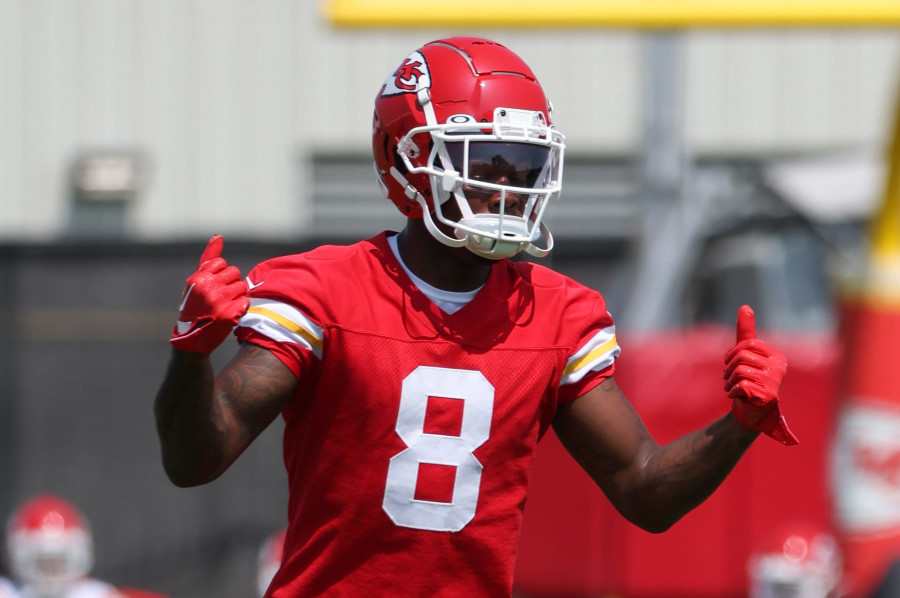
[
  {"left": 256, "top": 529, "right": 286, "bottom": 597},
  {"left": 0, "top": 495, "right": 125, "bottom": 598},
  {"left": 748, "top": 521, "right": 843, "bottom": 598}
]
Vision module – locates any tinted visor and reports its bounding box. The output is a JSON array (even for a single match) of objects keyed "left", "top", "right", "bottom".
[{"left": 444, "top": 142, "right": 551, "bottom": 190}]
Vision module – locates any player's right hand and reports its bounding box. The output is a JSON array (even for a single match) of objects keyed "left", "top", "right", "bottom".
[{"left": 169, "top": 235, "right": 250, "bottom": 354}]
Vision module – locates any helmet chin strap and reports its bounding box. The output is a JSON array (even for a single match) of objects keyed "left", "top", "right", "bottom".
[
  {"left": 412, "top": 192, "right": 468, "bottom": 249},
  {"left": 415, "top": 192, "right": 554, "bottom": 260},
  {"left": 459, "top": 218, "right": 554, "bottom": 260},
  {"left": 524, "top": 222, "right": 554, "bottom": 257},
  {"left": 462, "top": 235, "right": 526, "bottom": 261}
]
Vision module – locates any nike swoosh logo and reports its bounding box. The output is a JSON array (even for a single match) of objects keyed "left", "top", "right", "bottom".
[
  {"left": 247, "top": 278, "right": 264, "bottom": 290},
  {"left": 178, "top": 283, "right": 195, "bottom": 312}
]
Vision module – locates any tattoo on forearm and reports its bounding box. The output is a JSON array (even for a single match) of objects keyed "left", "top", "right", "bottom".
[
  {"left": 568, "top": 444, "right": 624, "bottom": 477},
  {"left": 219, "top": 369, "right": 244, "bottom": 402},
  {"left": 219, "top": 344, "right": 294, "bottom": 425},
  {"left": 645, "top": 416, "right": 753, "bottom": 491}
]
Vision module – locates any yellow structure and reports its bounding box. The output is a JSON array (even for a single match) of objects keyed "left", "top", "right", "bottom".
[{"left": 324, "top": 0, "right": 900, "bottom": 28}]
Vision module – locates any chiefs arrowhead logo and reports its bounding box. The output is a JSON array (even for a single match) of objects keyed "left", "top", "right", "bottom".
[
  {"left": 381, "top": 51, "right": 430, "bottom": 97},
  {"left": 394, "top": 59, "right": 424, "bottom": 91}
]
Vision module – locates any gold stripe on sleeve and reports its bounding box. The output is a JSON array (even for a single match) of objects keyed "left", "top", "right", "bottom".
[
  {"left": 562, "top": 336, "right": 618, "bottom": 378},
  {"left": 247, "top": 306, "right": 324, "bottom": 352}
]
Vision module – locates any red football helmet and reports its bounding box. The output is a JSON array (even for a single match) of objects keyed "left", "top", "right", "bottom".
[
  {"left": 372, "top": 36, "right": 565, "bottom": 260},
  {"left": 5, "top": 495, "right": 94, "bottom": 596},
  {"left": 256, "top": 528, "right": 286, "bottom": 597},
  {"left": 748, "top": 522, "right": 843, "bottom": 598}
]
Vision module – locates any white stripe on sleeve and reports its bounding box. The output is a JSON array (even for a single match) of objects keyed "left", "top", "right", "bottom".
[
  {"left": 237, "top": 298, "right": 324, "bottom": 359},
  {"left": 559, "top": 324, "right": 620, "bottom": 387}
]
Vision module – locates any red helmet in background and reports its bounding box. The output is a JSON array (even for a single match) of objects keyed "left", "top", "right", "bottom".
[
  {"left": 748, "top": 521, "right": 843, "bottom": 598},
  {"left": 372, "top": 36, "right": 565, "bottom": 260},
  {"left": 5, "top": 495, "right": 94, "bottom": 596}
]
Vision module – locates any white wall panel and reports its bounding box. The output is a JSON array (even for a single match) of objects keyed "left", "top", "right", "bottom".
[
  {"left": 0, "top": 0, "right": 26, "bottom": 234},
  {"left": 687, "top": 31, "right": 900, "bottom": 153},
  {"left": 298, "top": 28, "right": 641, "bottom": 153},
  {"left": 1, "top": 1, "right": 899, "bottom": 240},
  {"left": 133, "top": 0, "right": 299, "bottom": 239},
  {"left": 19, "top": 0, "right": 78, "bottom": 238}
]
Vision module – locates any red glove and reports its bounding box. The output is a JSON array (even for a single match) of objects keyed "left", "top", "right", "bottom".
[
  {"left": 170, "top": 235, "right": 249, "bottom": 354},
  {"left": 724, "top": 305, "right": 798, "bottom": 446}
]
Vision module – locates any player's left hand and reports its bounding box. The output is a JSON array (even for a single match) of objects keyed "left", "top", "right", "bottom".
[{"left": 724, "top": 305, "right": 798, "bottom": 446}]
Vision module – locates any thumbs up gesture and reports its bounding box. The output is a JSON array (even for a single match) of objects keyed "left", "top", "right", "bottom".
[
  {"left": 170, "top": 235, "right": 250, "bottom": 354},
  {"left": 724, "top": 305, "right": 798, "bottom": 446}
]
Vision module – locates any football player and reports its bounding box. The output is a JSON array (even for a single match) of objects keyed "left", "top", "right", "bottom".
[
  {"left": 748, "top": 522, "right": 843, "bottom": 598},
  {"left": 155, "top": 36, "right": 797, "bottom": 597},
  {"left": 1, "top": 495, "right": 126, "bottom": 598}
]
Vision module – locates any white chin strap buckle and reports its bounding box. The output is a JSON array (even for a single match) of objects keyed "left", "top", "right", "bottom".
[
  {"left": 465, "top": 237, "right": 524, "bottom": 260},
  {"left": 455, "top": 217, "right": 530, "bottom": 259}
]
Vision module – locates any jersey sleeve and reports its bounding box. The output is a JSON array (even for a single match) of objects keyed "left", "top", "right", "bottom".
[
  {"left": 234, "top": 261, "right": 325, "bottom": 380},
  {"left": 557, "top": 296, "right": 621, "bottom": 404}
]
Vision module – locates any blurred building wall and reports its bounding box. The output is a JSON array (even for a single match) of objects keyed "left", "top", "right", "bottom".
[
  {"left": 0, "top": 240, "right": 302, "bottom": 598},
  {"left": 0, "top": 0, "right": 897, "bottom": 241}
]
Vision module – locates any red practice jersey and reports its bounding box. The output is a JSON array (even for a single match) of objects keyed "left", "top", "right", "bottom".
[{"left": 235, "top": 232, "right": 620, "bottom": 598}]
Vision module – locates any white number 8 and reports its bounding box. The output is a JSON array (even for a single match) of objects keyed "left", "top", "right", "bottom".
[{"left": 382, "top": 366, "right": 495, "bottom": 532}]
